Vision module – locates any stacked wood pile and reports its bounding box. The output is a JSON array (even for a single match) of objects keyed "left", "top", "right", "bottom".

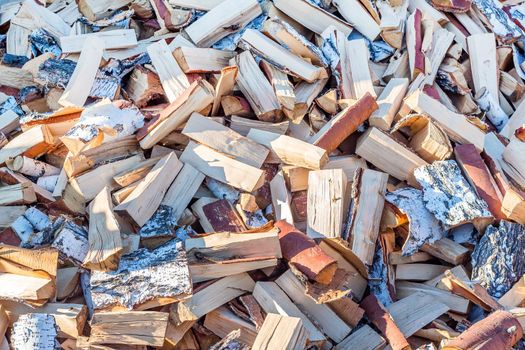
[{"left": 2, "top": 0, "right": 525, "bottom": 349}]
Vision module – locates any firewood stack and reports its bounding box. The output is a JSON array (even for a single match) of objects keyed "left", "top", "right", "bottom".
[{"left": 1, "top": 0, "right": 525, "bottom": 349}]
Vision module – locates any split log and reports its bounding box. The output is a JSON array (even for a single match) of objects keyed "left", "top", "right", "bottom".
[
  {"left": 126, "top": 65, "right": 165, "bottom": 108},
  {"left": 414, "top": 160, "right": 494, "bottom": 230},
  {"left": 442, "top": 310, "right": 523, "bottom": 350},
  {"left": 204, "top": 307, "right": 257, "bottom": 346},
  {"left": 51, "top": 220, "right": 89, "bottom": 266},
  {"left": 83, "top": 187, "right": 123, "bottom": 271},
  {"left": 7, "top": 156, "right": 60, "bottom": 178},
  {"left": 150, "top": 0, "right": 193, "bottom": 30},
  {"left": 441, "top": 270, "right": 502, "bottom": 311},
  {"left": 292, "top": 79, "right": 328, "bottom": 122},
  {"left": 172, "top": 273, "right": 255, "bottom": 323},
  {"left": 406, "top": 9, "right": 424, "bottom": 79},
  {"left": 211, "top": 66, "right": 237, "bottom": 116},
  {"left": 185, "top": 0, "right": 262, "bottom": 47},
  {"left": 253, "top": 281, "right": 326, "bottom": 343},
  {"left": 78, "top": 0, "right": 132, "bottom": 20},
  {"left": 0, "top": 272, "right": 54, "bottom": 304},
  {"left": 275, "top": 220, "right": 337, "bottom": 285},
  {"left": 174, "top": 47, "right": 235, "bottom": 74},
  {"left": 471, "top": 0, "right": 521, "bottom": 42},
  {"left": 339, "top": 38, "right": 377, "bottom": 100},
  {"left": 472, "top": 221, "right": 525, "bottom": 298},
  {"left": 396, "top": 281, "right": 470, "bottom": 314},
  {"left": 431, "top": 0, "right": 471, "bottom": 12},
  {"left": 332, "top": 0, "right": 380, "bottom": 41},
  {"left": 60, "top": 29, "right": 137, "bottom": 53},
  {"left": 0, "top": 125, "right": 55, "bottom": 165},
  {"left": 137, "top": 79, "right": 215, "bottom": 149},
  {"left": 89, "top": 311, "right": 168, "bottom": 347},
  {"left": 499, "top": 275, "right": 525, "bottom": 308},
  {"left": 247, "top": 129, "right": 327, "bottom": 170},
  {"left": 335, "top": 325, "right": 386, "bottom": 350},
  {"left": 377, "top": 0, "right": 408, "bottom": 49},
  {"left": 10, "top": 314, "right": 59, "bottom": 350},
  {"left": 369, "top": 78, "right": 409, "bottom": 130},
  {"left": 209, "top": 330, "right": 249, "bottom": 350},
  {"left": 307, "top": 169, "right": 347, "bottom": 239},
  {"left": 90, "top": 239, "right": 192, "bottom": 310},
  {"left": 0, "top": 65, "right": 34, "bottom": 89},
  {"left": 252, "top": 314, "right": 308, "bottom": 350},
  {"left": 396, "top": 264, "right": 449, "bottom": 281},
  {"left": 235, "top": 51, "right": 281, "bottom": 122},
  {"left": 270, "top": 171, "right": 294, "bottom": 224},
  {"left": 421, "top": 237, "right": 469, "bottom": 265},
  {"left": 0, "top": 206, "right": 26, "bottom": 228},
  {"left": 221, "top": 96, "right": 252, "bottom": 117},
  {"left": 0, "top": 110, "right": 20, "bottom": 134},
  {"left": 190, "top": 259, "right": 276, "bottom": 283},
  {"left": 260, "top": 60, "right": 295, "bottom": 116},
  {"left": 474, "top": 88, "right": 509, "bottom": 132},
  {"left": 360, "top": 294, "right": 410, "bottom": 350},
  {"left": 0, "top": 183, "right": 36, "bottom": 205},
  {"left": 308, "top": 93, "right": 378, "bottom": 153}
]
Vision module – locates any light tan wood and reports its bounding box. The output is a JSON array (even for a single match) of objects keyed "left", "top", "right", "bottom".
[
  {"left": 396, "top": 264, "right": 449, "bottom": 281},
  {"left": 147, "top": 39, "right": 189, "bottom": 103},
  {"left": 356, "top": 127, "right": 427, "bottom": 186},
  {"left": 323, "top": 155, "right": 368, "bottom": 181},
  {"left": 420, "top": 237, "right": 469, "bottom": 265},
  {"left": 112, "top": 157, "right": 159, "bottom": 187},
  {"left": 276, "top": 269, "right": 352, "bottom": 343},
  {"left": 78, "top": 0, "right": 132, "bottom": 20},
  {"left": 115, "top": 153, "right": 182, "bottom": 226},
  {"left": 260, "top": 60, "right": 295, "bottom": 115},
  {"left": 252, "top": 313, "right": 308, "bottom": 350},
  {"left": 59, "top": 36, "right": 103, "bottom": 107},
  {"left": 270, "top": 170, "right": 295, "bottom": 224},
  {"left": 369, "top": 77, "right": 409, "bottom": 130},
  {"left": 335, "top": 324, "right": 385, "bottom": 350},
  {"left": 0, "top": 110, "right": 19, "bottom": 134},
  {"left": 56, "top": 267, "right": 79, "bottom": 300},
  {"left": 389, "top": 251, "right": 432, "bottom": 265},
  {"left": 341, "top": 38, "right": 376, "bottom": 99},
  {"left": 174, "top": 47, "right": 235, "bottom": 73},
  {"left": 173, "top": 273, "right": 255, "bottom": 323},
  {"left": 89, "top": 311, "right": 168, "bottom": 347},
  {"left": 253, "top": 281, "right": 326, "bottom": 343},
  {"left": 307, "top": 169, "right": 347, "bottom": 239},
  {"left": 410, "top": 121, "right": 453, "bottom": 163},
  {"left": 0, "top": 65, "right": 34, "bottom": 89},
  {"left": 0, "top": 272, "right": 54, "bottom": 302},
  {"left": 204, "top": 307, "right": 257, "bottom": 346},
  {"left": 0, "top": 125, "right": 54, "bottom": 165},
  {"left": 348, "top": 169, "right": 388, "bottom": 265},
  {"left": 229, "top": 116, "right": 289, "bottom": 136},
  {"left": 293, "top": 79, "right": 329, "bottom": 122},
  {"left": 168, "top": 0, "right": 224, "bottom": 10},
  {"left": 499, "top": 275, "right": 525, "bottom": 308},
  {"left": 0, "top": 206, "right": 26, "bottom": 228},
  {"left": 396, "top": 281, "right": 469, "bottom": 314},
  {"left": 467, "top": 33, "right": 498, "bottom": 99},
  {"left": 182, "top": 112, "right": 268, "bottom": 168},
  {"left": 60, "top": 29, "right": 137, "bottom": 53},
  {"left": 247, "top": 129, "right": 328, "bottom": 170},
  {"left": 282, "top": 166, "right": 309, "bottom": 192},
  {"left": 83, "top": 187, "right": 123, "bottom": 271},
  {"left": 190, "top": 259, "right": 277, "bottom": 283},
  {"left": 0, "top": 183, "right": 36, "bottom": 205},
  {"left": 211, "top": 66, "right": 238, "bottom": 116},
  {"left": 333, "top": 0, "right": 379, "bottom": 41}
]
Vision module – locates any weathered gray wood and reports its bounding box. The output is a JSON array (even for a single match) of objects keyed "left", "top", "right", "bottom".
[{"left": 11, "top": 314, "right": 60, "bottom": 350}]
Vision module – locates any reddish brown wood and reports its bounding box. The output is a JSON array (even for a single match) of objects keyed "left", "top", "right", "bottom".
[
  {"left": 202, "top": 199, "right": 246, "bottom": 233},
  {"left": 431, "top": 0, "right": 471, "bottom": 13},
  {"left": 275, "top": 220, "right": 337, "bottom": 284}
]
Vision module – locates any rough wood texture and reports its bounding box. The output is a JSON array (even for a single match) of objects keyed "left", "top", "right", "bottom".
[
  {"left": 252, "top": 313, "right": 308, "bottom": 350},
  {"left": 396, "top": 281, "right": 469, "bottom": 314},
  {"left": 10, "top": 314, "right": 59, "bottom": 350},
  {"left": 369, "top": 77, "right": 409, "bottom": 130},
  {"left": 90, "top": 239, "right": 192, "bottom": 310},
  {"left": 414, "top": 160, "right": 493, "bottom": 230},
  {"left": 204, "top": 307, "right": 257, "bottom": 346},
  {"left": 472, "top": 221, "right": 525, "bottom": 298},
  {"left": 335, "top": 324, "right": 385, "bottom": 350}
]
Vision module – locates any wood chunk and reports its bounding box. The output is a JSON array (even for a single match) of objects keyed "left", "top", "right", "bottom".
[
  {"left": 211, "top": 66, "right": 237, "bottom": 116},
  {"left": 471, "top": 0, "right": 521, "bottom": 42},
  {"left": 252, "top": 313, "right": 308, "bottom": 350},
  {"left": 369, "top": 78, "right": 409, "bottom": 130},
  {"left": 78, "top": 0, "right": 132, "bottom": 20},
  {"left": 468, "top": 33, "right": 498, "bottom": 99},
  {"left": 414, "top": 160, "right": 493, "bottom": 230},
  {"left": 114, "top": 153, "right": 182, "bottom": 226},
  {"left": 442, "top": 310, "right": 523, "bottom": 350},
  {"left": 52, "top": 220, "right": 89, "bottom": 265},
  {"left": 0, "top": 65, "right": 34, "bottom": 89},
  {"left": 10, "top": 314, "right": 59, "bottom": 350},
  {"left": 270, "top": 171, "right": 294, "bottom": 224},
  {"left": 190, "top": 259, "right": 276, "bottom": 283},
  {"left": 387, "top": 292, "right": 449, "bottom": 337},
  {"left": 282, "top": 166, "right": 309, "bottom": 192},
  {"left": 472, "top": 221, "right": 525, "bottom": 298},
  {"left": 182, "top": 113, "right": 268, "bottom": 168},
  {"left": 397, "top": 281, "right": 470, "bottom": 314},
  {"left": 173, "top": 273, "right": 255, "bottom": 323},
  {"left": 335, "top": 324, "right": 386, "bottom": 350},
  {"left": 475, "top": 87, "right": 509, "bottom": 132},
  {"left": 150, "top": 0, "right": 193, "bottom": 31},
  {"left": 83, "top": 187, "right": 123, "bottom": 271},
  {"left": 247, "top": 129, "right": 327, "bottom": 170},
  {"left": 90, "top": 239, "right": 192, "bottom": 310},
  {"left": 147, "top": 39, "right": 189, "bottom": 103},
  {"left": 378, "top": 0, "right": 408, "bottom": 49},
  {"left": 420, "top": 237, "right": 469, "bottom": 265},
  {"left": 360, "top": 294, "right": 410, "bottom": 350},
  {"left": 235, "top": 51, "right": 281, "bottom": 122},
  {"left": 89, "top": 311, "right": 168, "bottom": 346},
  {"left": 0, "top": 125, "right": 54, "bottom": 165},
  {"left": 0, "top": 206, "right": 26, "bottom": 228},
  {"left": 204, "top": 307, "right": 257, "bottom": 346},
  {"left": 260, "top": 60, "right": 295, "bottom": 115},
  {"left": 333, "top": 0, "right": 380, "bottom": 41},
  {"left": 276, "top": 269, "right": 352, "bottom": 343},
  {"left": 138, "top": 80, "right": 215, "bottom": 149},
  {"left": 0, "top": 110, "right": 20, "bottom": 134},
  {"left": 221, "top": 96, "right": 252, "bottom": 117},
  {"left": 60, "top": 30, "right": 137, "bottom": 53},
  {"left": 7, "top": 156, "right": 60, "bottom": 178},
  {"left": 58, "top": 36, "right": 103, "bottom": 108},
  {"left": 229, "top": 116, "right": 289, "bottom": 137},
  {"left": 308, "top": 93, "right": 378, "bottom": 153},
  {"left": 126, "top": 65, "right": 165, "bottom": 108},
  {"left": 174, "top": 47, "right": 235, "bottom": 73},
  {"left": 356, "top": 127, "right": 428, "bottom": 186},
  {"left": 307, "top": 169, "right": 347, "bottom": 239},
  {"left": 273, "top": 0, "right": 353, "bottom": 36},
  {"left": 408, "top": 119, "right": 453, "bottom": 163},
  {"left": 396, "top": 264, "right": 449, "bottom": 281},
  {"left": 499, "top": 275, "right": 525, "bottom": 308},
  {"left": 276, "top": 220, "right": 337, "bottom": 285},
  {"left": 406, "top": 9, "right": 425, "bottom": 79},
  {"left": 346, "top": 169, "right": 388, "bottom": 265},
  {"left": 0, "top": 183, "right": 36, "bottom": 205},
  {"left": 385, "top": 187, "right": 444, "bottom": 256},
  {"left": 292, "top": 79, "right": 329, "bottom": 122},
  {"left": 0, "top": 272, "right": 54, "bottom": 302}
]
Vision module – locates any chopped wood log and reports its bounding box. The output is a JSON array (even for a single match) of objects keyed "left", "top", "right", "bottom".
[
  {"left": 273, "top": 0, "right": 353, "bottom": 36},
  {"left": 441, "top": 310, "right": 523, "bottom": 350},
  {"left": 414, "top": 160, "right": 493, "bottom": 230},
  {"left": 0, "top": 183, "right": 36, "bottom": 205},
  {"left": 0, "top": 206, "right": 26, "bottom": 229},
  {"left": 1, "top": 301, "right": 87, "bottom": 339},
  {"left": 252, "top": 314, "right": 308, "bottom": 350},
  {"left": 335, "top": 324, "right": 386, "bottom": 350},
  {"left": 253, "top": 281, "right": 325, "bottom": 343},
  {"left": 229, "top": 116, "right": 288, "bottom": 137},
  {"left": 113, "top": 157, "right": 159, "bottom": 187},
  {"left": 182, "top": 113, "right": 268, "bottom": 168},
  {"left": 204, "top": 307, "right": 257, "bottom": 346},
  {"left": 377, "top": 0, "right": 408, "bottom": 49},
  {"left": 247, "top": 129, "right": 327, "bottom": 170},
  {"left": 174, "top": 47, "right": 235, "bottom": 74},
  {"left": 281, "top": 166, "right": 309, "bottom": 192},
  {"left": 7, "top": 156, "right": 60, "bottom": 178},
  {"left": 360, "top": 294, "right": 410, "bottom": 350},
  {"left": 0, "top": 244, "right": 58, "bottom": 281},
  {"left": 332, "top": 0, "right": 380, "bottom": 41},
  {"left": 275, "top": 269, "right": 352, "bottom": 343},
  {"left": 396, "top": 281, "right": 470, "bottom": 314},
  {"left": 56, "top": 266, "right": 79, "bottom": 300},
  {"left": 78, "top": 0, "right": 132, "bottom": 20},
  {"left": 396, "top": 263, "right": 449, "bottom": 281},
  {"left": 387, "top": 292, "right": 449, "bottom": 337},
  {"left": 10, "top": 314, "right": 59, "bottom": 350},
  {"left": 89, "top": 311, "right": 168, "bottom": 346},
  {"left": 471, "top": 0, "right": 521, "bottom": 42},
  {"left": 259, "top": 60, "right": 295, "bottom": 116},
  {"left": 292, "top": 79, "right": 329, "bottom": 122},
  {"left": 356, "top": 127, "right": 427, "bottom": 186},
  {"left": 173, "top": 273, "right": 255, "bottom": 323},
  {"left": 211, "top": 66, "right": 238, "bottom": 116},
  {"left": 270, "top": 171, "right": 294, "bottom": 224},
  {"left": 190, "top": 258, "right": 277, "bottom": 283},
  {"left": 83, "top": 187, "right": 123, "bottom": 271},
  {"left": 0, "top": 272, "right": 54, "bottom": 303},
  {"left": 137, "top": 80, "right": 215, "bottom": 149},
  {"left": 474, "top": 87, "right": 509, "bottom": 132},
  {"left": 0, "top": 125, "right": 54, "bottom": 165},
  {"left": 275, "top": 220, "right": 337, "bottom": 285},
  {"left": 209, "top": 329, "right": 249, "bottom": 350},
  {"left": 385, "top": 187, "right": 444, "bottom": 256},
  {"left": 0, "top": 110, "right": 20, "bottom": 134},
  {"left": 51, "top": 220, "right": 89, "bottom": 265},
  {"left": 150, "top": 0, "right": 193, "bottom": 31},
  {"left": 340, "top": 39, "right": 377, "bottom": 100},
  {"left": 420, "top": 237, "right": 469, "bottom": 265},
  {"left": 58, "top": 36, "right": 103, "bottom": 108},
  {"left": 147, "top": 39, "right": 189, "bottom": 103},
  {"left": 406, "top": 9, "right": 425, "bottom": 79},
  {"left": 306, "top": 169, "right": 347, "bottom": 239},
  {"left": 126, "top": 65, "right": 165, "bottom": 108},
  {"left": 499, "top": 275, "right": 525, "bottom": 308},
  {"left": 90, "top": 239, "right": 192, "bottom": 310},
  {"left": 115, "top": 153, "right": 182, "bottom": 226},
  {"left": 0, "top": 65, "right": 34, "bottom": 89},
  {"left": 60, "top": 29, "right": 137, "bottom": 53},
  {"left": 308, "top": 93, "right": 378, "bottom": 153},
  {"left": 369, "top": 78, "right": 409, "bottom": 130},
  {"left": 472, "top": 221, "right": 525, "bottom": 298}
]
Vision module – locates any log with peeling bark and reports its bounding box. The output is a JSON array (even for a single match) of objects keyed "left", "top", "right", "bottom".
[{"left": 10, "top": 314, "right": 60, "bottom": 350}]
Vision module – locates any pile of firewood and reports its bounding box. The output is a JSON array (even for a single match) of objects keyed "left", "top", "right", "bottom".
[{"left": 1, "top": 0, "right": 525, "bottom": 349}]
